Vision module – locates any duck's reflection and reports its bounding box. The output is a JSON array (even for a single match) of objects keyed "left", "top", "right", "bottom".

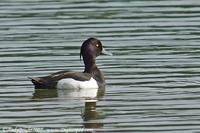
[
  {"left": 32, "top": 87, "right": 105, "bottom": 129},
  {"left": 32, "top": 89, "right": 58, "bottom": 99},
  {"left": 82, "top": 101, "right": 103, "bottom": 129}
]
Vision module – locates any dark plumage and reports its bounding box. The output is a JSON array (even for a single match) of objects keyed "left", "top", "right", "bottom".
[{"left": 29, "top": 37, "right": 110, "bottom": 89}]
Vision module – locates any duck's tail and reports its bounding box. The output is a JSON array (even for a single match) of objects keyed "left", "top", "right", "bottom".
[{"left": 28, "top": 77, "right": 47, "bottom": 89}]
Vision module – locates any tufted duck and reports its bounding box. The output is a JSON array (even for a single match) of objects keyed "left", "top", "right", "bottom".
[{"left": 29, "top": 38, "right": 111, "bottom": 91}]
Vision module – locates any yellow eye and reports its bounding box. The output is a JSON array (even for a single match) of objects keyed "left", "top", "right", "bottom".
[{"left": 96, "top": 44, "right": 100, "bottom": 47}]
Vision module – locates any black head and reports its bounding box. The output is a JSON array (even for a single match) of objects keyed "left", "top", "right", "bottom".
[{"left": 80, "top": 38, "right": 103, "bottom": 60}]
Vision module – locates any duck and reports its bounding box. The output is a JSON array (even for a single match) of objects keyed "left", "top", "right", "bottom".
[{"left": 29, "top": 37, "right": 111, "bottom": 91}]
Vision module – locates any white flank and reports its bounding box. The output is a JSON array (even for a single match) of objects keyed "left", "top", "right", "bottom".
[{"left": 56, "top": 77, "right": 98, "bottom": 98}]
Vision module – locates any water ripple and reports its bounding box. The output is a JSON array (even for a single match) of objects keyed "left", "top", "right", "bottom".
[{"left": 1, "top": 0, "right": 200, "bottom": 132}]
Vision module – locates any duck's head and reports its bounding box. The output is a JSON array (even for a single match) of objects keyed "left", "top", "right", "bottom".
[{"left": 80, "top": 38, "right": 111, "bottom": 61}]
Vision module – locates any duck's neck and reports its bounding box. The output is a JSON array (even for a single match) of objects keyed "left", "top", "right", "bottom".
[
  {"left": 83, "top": 57, "right": 98, "bottom": 73},
  {"left": 83, "top": 56, "right": 105, "bottom": 86}
]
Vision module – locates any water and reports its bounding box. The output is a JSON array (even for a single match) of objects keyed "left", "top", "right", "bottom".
[{"left": 1, "top": 0, "right": 200, "bottom": 132}]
